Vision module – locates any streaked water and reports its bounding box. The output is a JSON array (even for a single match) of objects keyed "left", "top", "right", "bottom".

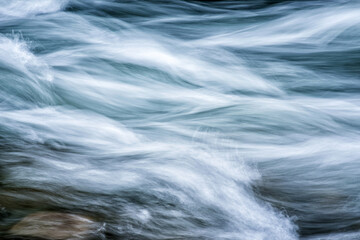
[{"left": 0, "top": 0, "right": 359, "bottom": 239}]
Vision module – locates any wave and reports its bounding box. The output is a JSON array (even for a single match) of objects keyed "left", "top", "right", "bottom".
[{"left": 0, "top": 0, "right": 359, "bottom": 239}]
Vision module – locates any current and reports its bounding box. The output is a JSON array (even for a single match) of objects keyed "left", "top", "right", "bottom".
[{"left": 0, "top": 0, "right": 359, "bottom": 239}]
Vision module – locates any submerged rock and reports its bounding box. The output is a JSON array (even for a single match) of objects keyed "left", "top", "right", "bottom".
[{"left": 9, "top": 211, "right": 99, "bottom": 240}]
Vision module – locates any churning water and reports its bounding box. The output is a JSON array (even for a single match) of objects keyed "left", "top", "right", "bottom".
[{"left": 0, "top": 0, "right": 359, "bottom": 239}]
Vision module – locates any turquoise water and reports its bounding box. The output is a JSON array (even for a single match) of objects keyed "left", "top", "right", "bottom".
[{"left": 0, "top": 0, "right": 360, "bottom": 239}]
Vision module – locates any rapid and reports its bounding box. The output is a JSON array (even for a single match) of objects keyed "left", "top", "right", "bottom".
[{"left": 0, "top": 0, "right": 359, "bottom": 239}]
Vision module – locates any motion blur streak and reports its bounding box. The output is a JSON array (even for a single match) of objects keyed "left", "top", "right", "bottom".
[{"left": 0, "top": 0, "right": 359, "bottom": 239}]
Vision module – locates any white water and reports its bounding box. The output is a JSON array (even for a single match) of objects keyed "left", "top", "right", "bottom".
[{"left": 0, "top": 1, "right": 359, "bottom": 239}]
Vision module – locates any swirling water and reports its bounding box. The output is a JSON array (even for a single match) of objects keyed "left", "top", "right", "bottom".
[{"left": 0, "top": 0, "right": 359, "bottom": 239}]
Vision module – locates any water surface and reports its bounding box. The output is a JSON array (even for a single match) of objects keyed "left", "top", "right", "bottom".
[{"left": 0, "top": 0, "right": 360, "bottom": 239}]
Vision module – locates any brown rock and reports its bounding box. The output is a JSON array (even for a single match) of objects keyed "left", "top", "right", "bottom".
[{"left": 9, "top": 211, "right": 98, "bottom": 240}]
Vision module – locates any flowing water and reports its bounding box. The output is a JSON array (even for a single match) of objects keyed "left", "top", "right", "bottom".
[{"left": 0, "top": 0, "right": 360, "bottom": 239}]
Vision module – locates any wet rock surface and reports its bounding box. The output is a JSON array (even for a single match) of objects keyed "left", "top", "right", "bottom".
[{"left": 7, "top": 211, "right": 100, "bottom": 240}]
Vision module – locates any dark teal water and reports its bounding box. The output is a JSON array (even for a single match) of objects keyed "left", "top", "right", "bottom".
[{"left": 0, "top": 1, "right": 360, "bottom": 239}]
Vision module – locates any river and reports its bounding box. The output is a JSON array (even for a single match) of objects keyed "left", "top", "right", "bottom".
[{"left": 0, "top": 1, "right": 359, "bottom": 239}]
